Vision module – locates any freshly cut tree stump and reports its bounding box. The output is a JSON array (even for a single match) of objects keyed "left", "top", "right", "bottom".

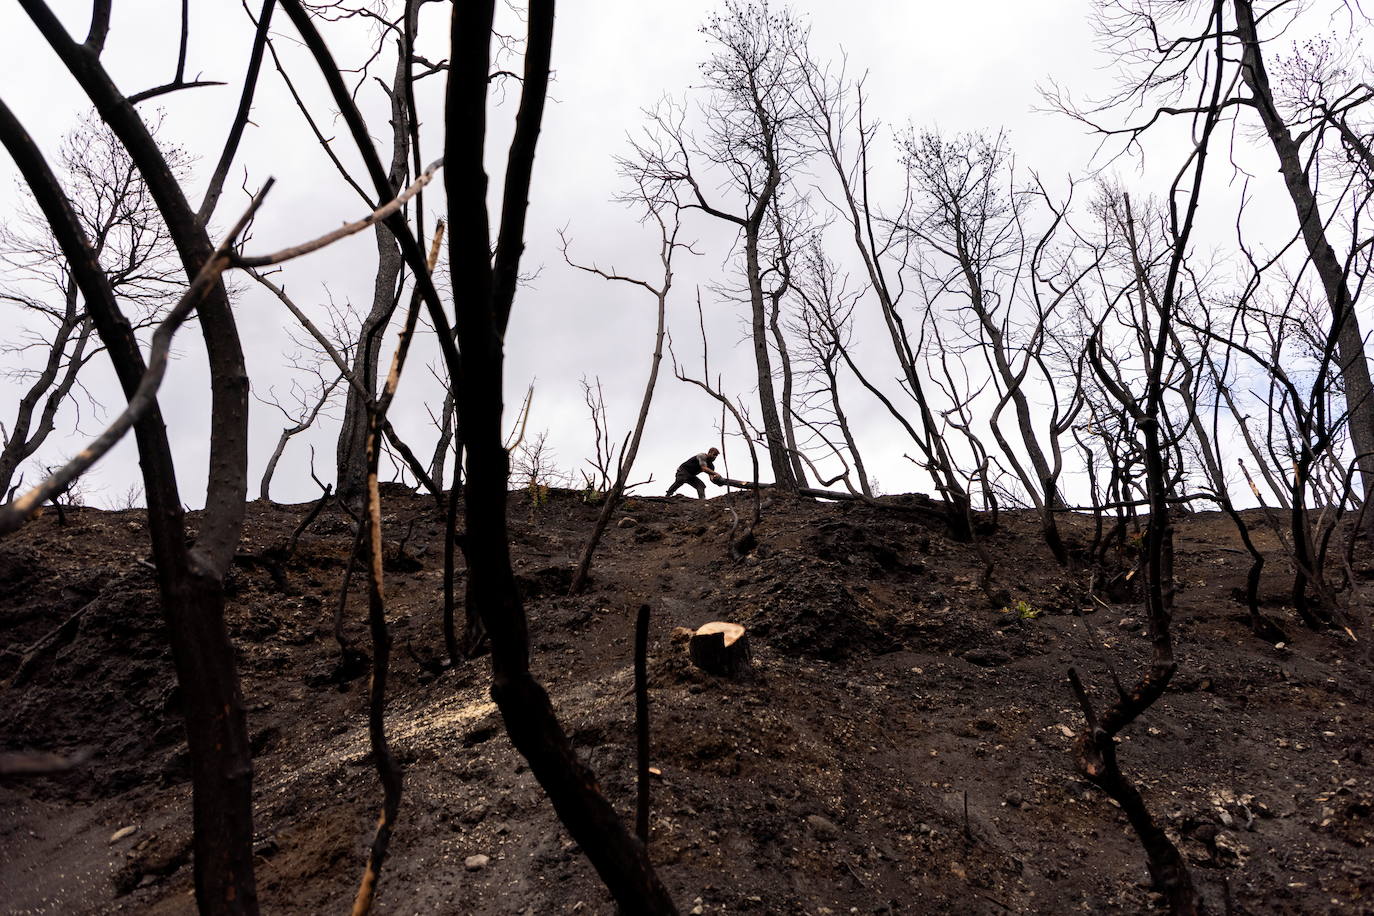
[{"left": 688, "top": 621, "right": 751, "bottom": 676}]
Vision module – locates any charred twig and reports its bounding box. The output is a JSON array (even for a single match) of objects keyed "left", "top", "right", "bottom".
[
  {"left": 635, "top": 604, "right": 651, "bottom": 844},
  {"left": 197, "top": 0, "right": 275, "bottom": 225},
  {"left": 349, "top": 220, "right": 443, "bottom": 916},
  {"left": 128, "top": 78, "right": 226, "bottom": 104},
  {"left": 281, "top": 484, "right": 333, "bottom": 566}
]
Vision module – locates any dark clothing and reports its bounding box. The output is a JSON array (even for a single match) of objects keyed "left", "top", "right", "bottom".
[
  {"left": 667, "top": 474, "right": 707, "bottom": 498},
  {"left": 676, "top": 453, "right": 716, "bottom": 477},
  {"left": 666, "top": 452, "right": 717, "bottom": 498}
]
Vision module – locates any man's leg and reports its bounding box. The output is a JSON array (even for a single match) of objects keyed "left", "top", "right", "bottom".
[
  {"left": 690, "top": 477, "right": 706, "bottom": 499},
  {"left": 666, "top": 479, "right": 682, "bottom": 496}
]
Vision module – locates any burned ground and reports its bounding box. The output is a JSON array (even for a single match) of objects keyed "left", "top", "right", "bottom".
[{"left": 1, "top": 489, "right": 1371, "bottom": 914}]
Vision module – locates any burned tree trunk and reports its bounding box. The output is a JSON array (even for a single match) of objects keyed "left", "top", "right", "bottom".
[
  {"left": 0, "top": 52, "right": 259, "bottom": 916},
  {"left": 1233, "top": 0, "right": 1374, "bottom": 537},
  {"left": 335, "top": 1, "right": 420, "bottom": 503},
  {"left": 443, "top": 1, "right": 678, "bottom": 910},
  {"left": 1065, "top": 10, "right": 1229, "bottom": 899},
  {"left": 634, "top": 604, "right": 652, "bottom": 843}
]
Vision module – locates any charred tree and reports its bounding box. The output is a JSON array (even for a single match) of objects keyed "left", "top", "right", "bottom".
[
  {"left": 0, "top": 118, "right": 184, "bottom": 499},
  {"left": 443, "top": 1, "right": 677, "bottom": 910},
  {"left": 1232, "top": 0, "right": 1374, "bottom": 537},
  {"left": 564, "top": 191, "right": 681, "bottom": 595},
  {"left": 333, "top": 0, "right": 426, "bottom": 504},
  {"left": 1, "top": 15, "right": 260, "bottom": 903}
]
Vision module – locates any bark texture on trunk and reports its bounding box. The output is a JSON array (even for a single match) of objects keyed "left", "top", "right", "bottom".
[
  {"left": 744, "top": 222, "right": 797, "bottom": 490},
  {"left": 336, "top": 225, "right": 403, "bottom": 500},
  {"left": 336, "top": 29, "right": 413, "bottom": 502}
]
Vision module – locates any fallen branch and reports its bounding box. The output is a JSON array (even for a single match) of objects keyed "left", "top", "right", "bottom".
[
  {"left": 5, "top": 590, "right": 109, "bottom": 689},
  {"left": 0, "top": 748, "right": 92, "bottom": 777},
  {"left": 282, "top": 484, "right": 334, "bottom": 565}
]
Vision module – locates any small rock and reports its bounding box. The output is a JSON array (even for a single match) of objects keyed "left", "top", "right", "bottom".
[
  {"left": 1119, "top": 617, "right": 1142, "bottom": 631},
  {"left": 460, "top": 804, "right": 489, "bottom": 825},
  {"left": 806, "top": 814, "right": 840, "bottom": 842},
  {"left": 109, "top": 826, "right": 138, "bottom": 844},
  {"left": 1004, "top": 791, "right": 1024, "bottom": 808},
  {"left": 617, "top": 517, "right": 638, "bottom": 529},
  {"left": 464, "top": 854, "right": 490, "bottom": 871}
]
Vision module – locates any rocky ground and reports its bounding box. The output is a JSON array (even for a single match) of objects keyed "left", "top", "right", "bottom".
[{"left": 1, "top": 486, "right": 1371, "bottom": 914}]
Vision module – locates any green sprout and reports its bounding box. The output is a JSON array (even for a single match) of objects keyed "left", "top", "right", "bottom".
[{"left": 1000, "top": 599, "right": 1041, "bottom": 620}]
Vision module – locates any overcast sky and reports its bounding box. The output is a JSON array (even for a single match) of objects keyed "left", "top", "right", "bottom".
[{"left": 0, "top": 1, "right": 1336, "bottom": 511}]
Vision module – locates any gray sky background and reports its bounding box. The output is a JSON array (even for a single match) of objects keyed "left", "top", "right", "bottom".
[{"left": 0, "top": 1, "right": 1345, "bottom": 510}]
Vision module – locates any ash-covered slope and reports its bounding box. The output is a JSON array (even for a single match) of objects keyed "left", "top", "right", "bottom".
[{"left": 1, "top": 489, "right": 1370, "bottom": 914}]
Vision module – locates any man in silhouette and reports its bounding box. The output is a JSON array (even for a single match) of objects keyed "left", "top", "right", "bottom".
[{"left": 666, "top": 447, "right": 720, "bottom": 499}]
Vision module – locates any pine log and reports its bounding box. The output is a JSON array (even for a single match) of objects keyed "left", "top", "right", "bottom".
[
  {"left": 711, "top": 474, "right": 858, "bottom": 501},
  {"left": 688, "top": 621, "right": 751, "bottom": 676},
  {"left": 712, "top": 474, "right": 947, "bottom": 520}
]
